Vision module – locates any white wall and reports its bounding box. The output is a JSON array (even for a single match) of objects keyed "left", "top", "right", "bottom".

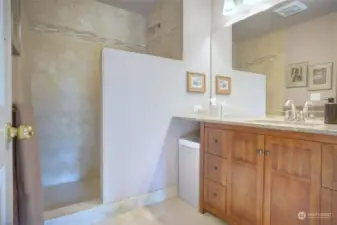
[
  {"left": 101, "top": 0, "right": 266, "bottom": 204},
  {"left": 210, "top": 0, "right": 266, "bottom": 114},
  {"left": 102, "top": 49, "right": 203, "bottom": 203},
  {"left": 102, "top": 48, "right": 266, "bottom": 203}
]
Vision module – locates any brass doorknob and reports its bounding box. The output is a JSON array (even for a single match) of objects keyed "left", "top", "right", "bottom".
[
  {"left": 18, "top": 125, "right": 34, "bottom": 140},
  {"left": 5, "top": 123, "right": 34, "bottom": 142}
]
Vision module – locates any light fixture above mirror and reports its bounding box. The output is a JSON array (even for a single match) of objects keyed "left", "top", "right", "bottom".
[{"left": 222, "top": 0, "right": 287, "bottom": 26}]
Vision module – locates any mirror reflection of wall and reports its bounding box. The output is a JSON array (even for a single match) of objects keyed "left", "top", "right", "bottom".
[{"left": 232, "top": 0, "right": 337, "bottom": 116}]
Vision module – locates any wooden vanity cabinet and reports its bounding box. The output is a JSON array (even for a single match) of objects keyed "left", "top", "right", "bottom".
[
  {"left": 200, "top": 123, "right": 325, "bottom": 225},
  {"left": 264, "top": 136, "right": 321, "bottom": 225},
  {"left": 226, "top": 131, "right": 264, "bottom": 225},
  {"left": 321, "top": 188, "right": 337, "bottom": 225}
]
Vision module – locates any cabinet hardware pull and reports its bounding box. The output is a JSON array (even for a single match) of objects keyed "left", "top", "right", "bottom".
[
  {"left": 214, "top": 166, "right": 218, "bottom": 170},
  {"left": 213, "top": 193, "right": 217, "bottom": 197},
  {"left": 265, "top": 151, "right": 271, "bottom": 156},
  {"left": 257, "top": 149, "right": 263, "bottom": 155},
  {"left": 214, "top": 139, "right": 218, "bottom": 144}
]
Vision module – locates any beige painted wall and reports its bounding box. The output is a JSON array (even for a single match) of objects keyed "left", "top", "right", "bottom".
[
  {"left": 146, "top": 0, "right": 183, "bottom": 60},
  {"left": 284, "top": 12, "right": 337, "bottom": 104},
  {"left": 235, "top": 30, "right": 285, "bottom": 115},
  {"left": 235, "top": 12, "right": 337, "bottom": 111},
  {"left": 21, "top": 0, "right": 147, "bottom": 187}
]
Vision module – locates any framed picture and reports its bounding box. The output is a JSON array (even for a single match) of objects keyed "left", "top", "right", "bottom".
[
  {"left": 308, "top": 63, "right": 333, "bottom": 91},
  {"left": 187, "top": 72, "right": 206, "bottom": 93},
  {"left": 286, "top": 62, "right": 308, "bottom": 88},
  {"left": 12, "top": 0, "right": 21, "bottom": 56},
  {"left": 216, "top": 76, "right": 231, "bottom": 95}
]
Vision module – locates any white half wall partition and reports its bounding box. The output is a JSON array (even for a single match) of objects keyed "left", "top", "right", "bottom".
[
  {"left": 101, "top": 49, "right": 208, "bottom": 203},
  {"left": 101, "top": 48, "right": 266, "bottom": 204}
]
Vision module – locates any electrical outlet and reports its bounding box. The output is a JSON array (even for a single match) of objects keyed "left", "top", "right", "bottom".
[{"left": 193, "top": 105, "right": 203, "bottom": 113}]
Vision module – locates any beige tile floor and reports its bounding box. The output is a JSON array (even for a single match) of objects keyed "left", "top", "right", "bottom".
[
  {"left": 44, "top": 178, "right": 101, "bottom": 211},
  {"left": 95, "top": 198, "right": 228, "bottom": 225}
]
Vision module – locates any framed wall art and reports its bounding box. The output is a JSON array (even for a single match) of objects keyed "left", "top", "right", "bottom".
[
  {"left": 308, "top": 63, "right": 333, "bottom": 91},
  {"left": 187, "top": 72, "right": 206, "bottom": 93},
  {"left": 286, "top": 62, "right": 308, "bottom": 88},
  {"left": 216, "top": 76, "right": 231, "bottom": 95}
]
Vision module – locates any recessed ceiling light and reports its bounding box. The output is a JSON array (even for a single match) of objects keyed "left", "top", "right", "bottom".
[{"left": 273, "top": 0, "right": 308, "bottom": 17}]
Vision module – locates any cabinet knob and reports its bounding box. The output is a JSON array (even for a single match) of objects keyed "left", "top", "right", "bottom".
[
  {"left": 265, "top": 151, "right": 271, "bottom": 156},
  {"left": 213, "top": 166, "right": 218, "bottom": 170},
  {"left": 213, "top": 193, "right": 217, "bottom": 197},
  {"left": 257, "top": 149, "right": 263, "bottom": 155},
  {"left": 214, "top": 139, "right": 218, "bottom": 144}
]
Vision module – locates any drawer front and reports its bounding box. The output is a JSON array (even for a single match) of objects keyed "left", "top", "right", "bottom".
[
  {"left": 322, "top": 144, "right": 337, "bottom": 191},
  {"left": 204, "top": 179, "right": 226, "bottom": 214},
  {"left": 206, "top": 128, "right": 227, "bottom": 158},
  {"left": 205, "top": 154, "right": 226, "bottom": 186}
]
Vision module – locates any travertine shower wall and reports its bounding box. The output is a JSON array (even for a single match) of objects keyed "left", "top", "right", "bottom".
[
  {"left": 22, "top": 0, "right": 147, "bottom": 187},
  {"left": 146, "top": 0, "right": 183, "bottom": 60}
]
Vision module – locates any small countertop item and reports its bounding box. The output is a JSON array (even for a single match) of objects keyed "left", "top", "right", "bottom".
[
  {"left": 324, "top": 98, "right": 337, "bottom": 124},
  {"left": 173, "top": 114, "right": 337, "bottom": 136}
]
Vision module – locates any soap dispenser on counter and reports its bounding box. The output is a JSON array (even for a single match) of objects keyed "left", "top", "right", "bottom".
[{"left": 324, "top": 98, "right": 337, "bottom": 124}]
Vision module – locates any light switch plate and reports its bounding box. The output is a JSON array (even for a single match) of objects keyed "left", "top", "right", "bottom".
[
  {"left": 193, "top": 105, "right": 203, "bottom": 113},
  {"left": 310, "top": 93, "right": 321, "bottom": 101}
]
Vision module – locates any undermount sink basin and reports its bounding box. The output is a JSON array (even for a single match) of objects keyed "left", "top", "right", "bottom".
[{"left": 249, "top": 119, "right": 324, "bottom": 126}]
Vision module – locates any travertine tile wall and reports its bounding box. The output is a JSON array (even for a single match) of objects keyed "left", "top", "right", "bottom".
[
  {"left": 146, "top": 0, "right": 183, "bottom": 60},
  {"left": 21, "top": 0, "right": 147, "bottom": 187}
]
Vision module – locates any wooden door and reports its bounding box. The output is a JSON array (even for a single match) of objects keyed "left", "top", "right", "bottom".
[
  {"left": 226, "top": 131, "right": 264, "bottom": 225},
  {"left": 0, "top": 0, "right": 13, "bottom": 224},
  {"left": 264, "top": 137, "right": 321, "bottom": 225}
]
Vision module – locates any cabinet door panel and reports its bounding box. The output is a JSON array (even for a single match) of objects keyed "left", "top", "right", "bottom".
[
  {"left": 227, "top": 131, "right": 264, "bottom": 225},
  {"left": 322, "top": 144, "right": 337, "bottom": 191},
  {"left": 264, "top": 137, "right": 321, "bottom": 225},
  {"left": 321, "top": 188, "right": 337, "bottom": 225}
]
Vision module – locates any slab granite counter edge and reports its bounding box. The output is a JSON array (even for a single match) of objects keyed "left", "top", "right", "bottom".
[{"left": 173, "top": 114, "right": 337, "bottom": 136}]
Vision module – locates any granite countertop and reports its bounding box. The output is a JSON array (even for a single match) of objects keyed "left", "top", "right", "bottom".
[{"left": 173, "top": 114, "right": 337, "bottom": 136}]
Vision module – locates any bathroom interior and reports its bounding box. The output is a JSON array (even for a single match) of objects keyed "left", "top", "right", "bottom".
[{"left": 10, "top": 0, "right": 337, "bottom": 224}]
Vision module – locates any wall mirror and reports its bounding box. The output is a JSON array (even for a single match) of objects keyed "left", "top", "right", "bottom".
[{"left": 232, "top": 0, "right": 337, "bottom": 116}]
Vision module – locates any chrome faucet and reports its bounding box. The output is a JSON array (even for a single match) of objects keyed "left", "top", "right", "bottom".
[
  {"left": 302, "top": 101, "right": 311, "bottom": 119},
  {"left": 284, "top": 100, "right": 297, "bottom": 121},
  {"left": 284, "top": 100, "right": 312, "bottom": 122}
]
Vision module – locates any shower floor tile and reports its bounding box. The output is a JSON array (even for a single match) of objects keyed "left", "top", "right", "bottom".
[{"left": 43, "top": 178, "right": 101, "bottom": 211}]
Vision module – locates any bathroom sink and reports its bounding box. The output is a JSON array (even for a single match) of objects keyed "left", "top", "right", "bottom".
[{"left": 249, "top": 119, "right": 324, "bottom": 126}]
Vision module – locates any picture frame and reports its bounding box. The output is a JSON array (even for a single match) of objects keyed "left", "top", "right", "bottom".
[
  {"left": 187, "top": 72, "right": 206, "bottom": 93},
  {"left": 216, "top": 76, "right": 231, "bottom": 95},
  {"left": 308, "top": 63, "right": 333, "bottom": 91},
  {"left": 286, "top": 62, "right": 308, "bottom": 88}
]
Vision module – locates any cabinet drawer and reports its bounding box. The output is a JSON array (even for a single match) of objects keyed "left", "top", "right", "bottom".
[
  {"left": 322, "top": 144, "right": 337, "bottom": 191},
  {"left": 205, "top": 154, "right": 226, "bottom": 186},
  {"left": 206, "top": 128, "right": 228, "bottom": 158},
  {"left": 204, "top": 179, "right": 226, "bottom": 215}
]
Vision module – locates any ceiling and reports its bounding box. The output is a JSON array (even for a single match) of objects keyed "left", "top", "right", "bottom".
[
  {"left": 233, "top": 0, "right": 337, "bottom": 41},
  {"left": 97, "top": 0, "right": 159, "bottom": 15}
]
